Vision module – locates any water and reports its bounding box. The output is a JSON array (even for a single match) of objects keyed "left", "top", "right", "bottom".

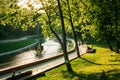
[{"left": 0, "top": 39, "right": 61, "bottom": 69}]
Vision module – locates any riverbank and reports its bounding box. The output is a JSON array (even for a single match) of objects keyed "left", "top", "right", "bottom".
[
  {"left": 0, "top": 36, "right": 37, "bottom": 53},
  {"left": 0, "top": 35, "right": 37, "bottom": 43}
]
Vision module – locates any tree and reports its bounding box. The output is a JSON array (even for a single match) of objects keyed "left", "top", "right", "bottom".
[
  {"left": 31, "top": 0, "right": 73, "bottom": 72},
  {"left": 66, "top": 0, "right": 80, "bottom": 57},
  {"left": 39, "top": 0, "right": 62, "bottom": 43},
  {"left": 80, "top": 0, "right": 120, "bottom": 53},
  {"left": 57, "top": 0, "right": 73, "bottom": 72},
  {"left": 113, "top": 0, "right": 120, "bottom": 53},
  {"left": 0, "top": 0, "right": 45, "bottom": 40}
]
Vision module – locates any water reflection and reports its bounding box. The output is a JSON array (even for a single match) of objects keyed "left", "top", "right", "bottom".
[{"left": 0, "top": 39, "right": 61, "bottom": 69}]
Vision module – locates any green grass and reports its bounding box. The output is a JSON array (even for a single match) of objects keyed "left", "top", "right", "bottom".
[
  {"left": 0, "top": 36, "right": 37, "bottom": 53},
  {"left": 33, "top": 45, "right": 120, "bottom": 80}
]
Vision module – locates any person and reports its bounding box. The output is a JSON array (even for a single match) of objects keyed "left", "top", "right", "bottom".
[{"left": 86, "top": 46, "right": 96, "bottom": 53}]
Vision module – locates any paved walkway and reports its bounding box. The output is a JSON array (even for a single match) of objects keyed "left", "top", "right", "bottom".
[{"left": 0, "top": 45, "right": 87, "bottom": 80}]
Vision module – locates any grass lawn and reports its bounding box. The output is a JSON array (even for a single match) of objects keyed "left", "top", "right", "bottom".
[
  {"left": 34, "top": 45, "right": 120, "bottom": 80},
  {"left": 0, "top": 36, "right": 37, "bottom": 53}
]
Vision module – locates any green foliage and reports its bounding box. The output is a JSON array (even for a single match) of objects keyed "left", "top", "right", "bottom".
[
  {"left": 0, "top": 0, "right": 40, "bottom": 31},
  {"left": 86, "top": 0, "right": 120, "bottom": 41},
  {"left": 0, "top": 0, "right": 119, "bottom": 51},
  {"left": 36, "top": 0, "right": 62, "bottom": 38}
]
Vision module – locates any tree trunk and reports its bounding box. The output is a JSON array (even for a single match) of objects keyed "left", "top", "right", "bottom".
[
  {"left": 40, "top": 0, "right": 63, "bottom": 47},
  {"left": 57, "top": 0, "right": 73, "bottom": 72},
  {"left": 104, "top": 29, "right": 113, "bottom": 51},
  {"left": 114, "top": 0, "right": 119, "bottom": 53},
  {"left": 116, "top": 40, "right": 119, "bottom": 53},
  {"left": 48, "top": 15, "right": 63, "bottom": 46},
  {"left": 106, "top": 36, "right": 113, "bottom": 51},
  {"left": 66, "top": 0, "right": 80, "bottom": 57},
  {"left": 118, "top": 41, "right": 120, "bottom": 49}
]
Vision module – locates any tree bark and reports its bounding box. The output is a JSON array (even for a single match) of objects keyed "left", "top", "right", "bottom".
[
  {"left": 114, "top": 0, "right": 119, "bottom": 53},
  {"left": 57, "top": 0, "right": 73, "bottom": 72},
  {"left": 40, "top": 0, "right": 63, "bottom": 46},
  {"left": 66, "top": 0, "right": 80, "bottom": 57},
  {"left": 105, "top": 32, "right": 113, "bottom": 51}
]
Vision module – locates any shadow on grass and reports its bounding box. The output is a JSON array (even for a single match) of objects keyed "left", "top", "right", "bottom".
[
  {"left": 80, "top": 56, "right": 120, "bottom": 66},
  {"left": 107, "top": 54, "right": 120, "bottom": 65},
  {"left": 106, "top": 69, "right": 120, "bottom": 80},
  {"left": 80, "top": 57, "right": 102, "bottom": 65},
  {"left": 61, "top": 69, "right": 120, "bottom": 80},
  {"left": 61, "top": 70, "right": 102, "bottom": 80}
]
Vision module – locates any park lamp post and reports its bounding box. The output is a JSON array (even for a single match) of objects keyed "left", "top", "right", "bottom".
[
  {"left": 37, "top": 23, "right": 41, "bottom": 43},
  {"left": 36, "top": 23, "right": 43, "bottom": 55}
]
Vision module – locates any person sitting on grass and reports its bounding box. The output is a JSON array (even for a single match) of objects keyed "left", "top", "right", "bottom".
[{"left": 86, "top": 46, "right": 96, "bottom": 53}]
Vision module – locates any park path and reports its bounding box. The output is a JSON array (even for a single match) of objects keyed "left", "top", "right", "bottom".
[{"left": 0, "top": 45, "right": 87, "bottom": 80}]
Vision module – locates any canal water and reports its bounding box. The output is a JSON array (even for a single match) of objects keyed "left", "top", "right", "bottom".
[{"left": 0, "top": 39, "right": 61, "bottom": 69}]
